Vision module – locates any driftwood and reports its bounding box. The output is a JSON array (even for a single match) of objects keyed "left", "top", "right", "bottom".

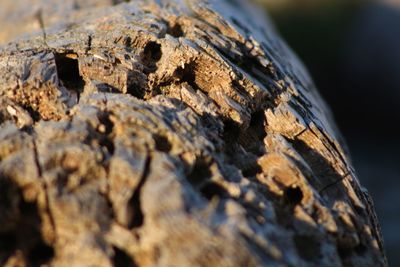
[{"left": 0, "top": 0, "right": 386, "bottom": 266}]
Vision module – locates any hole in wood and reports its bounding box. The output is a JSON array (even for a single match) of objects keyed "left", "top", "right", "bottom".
[
  {"left": 126, "top": 72, "right": 148, "bottom": 100},
  {"left": 153, "top": 134, "right": 172, "bottom": 152},
  {"left": 238, "top": 110, "right": 266, "bottom": 156},
  {"left": 200, "top": 181, "right": 228, "bottom": 200},
  {"left": 173, "top": 61, "right": 199, "bottom": 91},
  {"left": 222, "top": 119, "right": 241, "bottom": 143},
  {"left": 127, "top": 157, "right": 150, "bottom": 229},
  {"left": 127, "top": 190, "right": 144, "bottom": 229},
  {"left": 99, "top": 138, "right": 115, "bottom": 155},
  {"left": 142, "top": 42, "right": 162, "bottom": 64},
  {"left": 241, "top": 163, "right": 263, "bottom": 177},
  {"left": 284, "top": 186, "right": 303, "bottom": 205},
  {"left": 28, "top": 242, "right": 55, "bottom": 267},
  {"left": 112, "top": 247, "right": 138, "bottom": 267},
  {"left": 167, "top": 23, "right": 184, "bottom": 38},
  {"left": 186, "top": 156, "right": 212, "bottom": 186},
  {"left": 21, "top": 105, "right": 41, "bottom": 122},
  {"left": 54, "top": 54, "right": 84, "bottom": 93}
]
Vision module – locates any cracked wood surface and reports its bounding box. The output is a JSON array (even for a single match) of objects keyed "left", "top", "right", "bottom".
[{"left": 0, "top": 0, "right": 387, "bottom": 266}]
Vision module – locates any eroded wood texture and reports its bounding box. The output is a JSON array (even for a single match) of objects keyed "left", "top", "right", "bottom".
[{"left": 0, "top": 0, "right": 386, "bottom": 266}]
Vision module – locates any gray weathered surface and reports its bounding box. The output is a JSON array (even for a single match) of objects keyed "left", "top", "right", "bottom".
[{"left": 0, "top": 0, "right": 386, "bottom": 266}]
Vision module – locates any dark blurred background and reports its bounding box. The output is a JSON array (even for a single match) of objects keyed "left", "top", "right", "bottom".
[{"left": 258, "top": 0, "right": 400, "bottom": 265}]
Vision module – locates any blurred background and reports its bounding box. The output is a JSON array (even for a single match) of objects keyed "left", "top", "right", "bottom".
[{"left": 257, "top": 0, "right": 400, "bottom": 265}]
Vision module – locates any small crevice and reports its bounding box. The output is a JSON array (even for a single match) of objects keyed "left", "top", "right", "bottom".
[
  {"left": 54, "top": 53, "right": 85, "bottom": 100},
  {"left": 221, "top": 116, "right": 265, "bottom": 178},
  {"left": 239, "top": 110, "right": 266, "bottom": 156},
  {"left": 127, "top": 154, "right": 151, "bottom": 229},
  {"left": 186, "top": 156, "right": 212, "bottom": 186},
  {"left": 0, "top": 178, "right": 55, "bottom": 267},
  {"left": 173, "top": 61, "right": 200, "bottom": 91},
  {"left": 167, "top": 22, "right": 184, "bottom": 38},
  {"left": 213, "top": 42, "right": 278, "bottom": 88},
  {"left": 141, "top": 41, "right": 162, "bottom": 73},
  {"left": 223, "top": 112, "right": 266, "bottom": 156},
  {"left": 28, "top": 242, "right": 55, "bottom": 267},
  {"left": 32, "top": 140, "right": 43, "bottom": 180},
  {"left": 249, "top": 110, "right": 265, "bottom": 129},
  {"left": 111, "top": 247, "right": 138, "bottom": 267},
  {"left": 288, "top": 137, "right": 345, "bottom": 194},
  {"left": 284, "top": 186, "right": 303, "bottom": 206},
  {"left": 86, "top": 35, "right": 92, "bottom": 53},
  {"left": 241, "top": 162, "right": 263, "bottom": 177},
  {"left": 294, "top": 128, "right": 307, "bottom": 138},
  {"left": 22, "top": 105, "right": 41, "bottom": 123},
  {"left": 97, "top": 112, "right": 115, "bottom": 156},
  {"left": 32, "top": 140, "right": 57, "bottom": 240},
  {"left": 200, "top": 181, "right": 229, "bottom": 200},
  {"left": 319, "top": 174, "right": 348, "bottom": 194},
  {"left": 127, "top": 84, "right": 147, "bottom": 100},
  {"left": 99, "top": 138, "right": 115, "bottom": 156},
  {"left": 241, "top": 157, "right": 263, "bottom": 177},
  {"left": 153, "top": 134, "right": 172, "bottom": 152},
  {"left": 222, "top": 119, "right": 241, "bottom": 145}
]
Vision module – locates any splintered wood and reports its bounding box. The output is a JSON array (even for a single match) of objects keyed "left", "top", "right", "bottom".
[{"left": 0, "top": 0, "right": 387, "bottom": 266}]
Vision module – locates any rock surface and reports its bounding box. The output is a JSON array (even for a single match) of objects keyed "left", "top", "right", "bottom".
[{"left": 0, "top": 0, "right": 387, "bottom": 266}]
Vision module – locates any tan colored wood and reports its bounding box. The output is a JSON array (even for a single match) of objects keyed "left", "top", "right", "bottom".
[{"left": 0, "top": 0, "right": 386, "bottom": 266}]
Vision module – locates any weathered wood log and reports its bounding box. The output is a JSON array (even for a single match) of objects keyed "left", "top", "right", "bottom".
[{"left": 0, "top": 0, "right": 387, "bottom": 266}]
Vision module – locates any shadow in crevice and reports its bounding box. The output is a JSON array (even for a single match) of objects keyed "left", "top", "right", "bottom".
[
  {"left": 185, "top": 155, "right": 213, "bottom": 187},
  {"left": 0, "top": 176, "right": 54, "bottom": 267},
  {"left": 111, "top": 246, "right": 138, "bottom": 267},
  {"left": 166, "top": 22, "right": 185, "bottom": 38},
  {"left": 141, "top": 41, "right": 162, "bottom": 74},
  {"left": 173, "top": 61, "right": 201, "bottom": 92},
  {"left": 55, "top": 53, "right": 85, "bottom": 96},
  {"left": 286, "top": 136, "right": 385, "bottom": 264},
  {"left": 153, "top": 133, "right": 172, "bottom": 153},
  {"left": 220, "top": 114, "right": 264, "bottom": 179},
  {"left": 127, "top": 155, "right": 151, "bottom": 229},
  {"left": 289, "top": 138, "right": 345, "bottom": 194}
]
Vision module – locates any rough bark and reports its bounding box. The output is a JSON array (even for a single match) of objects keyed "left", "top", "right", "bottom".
[{"left": 0, "top": 0, "right": 386, "bottom": 266}]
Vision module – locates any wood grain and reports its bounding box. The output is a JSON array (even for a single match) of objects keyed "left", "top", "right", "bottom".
[{"left": 0, "top": 0, "right": 386, "bottom": 266}]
